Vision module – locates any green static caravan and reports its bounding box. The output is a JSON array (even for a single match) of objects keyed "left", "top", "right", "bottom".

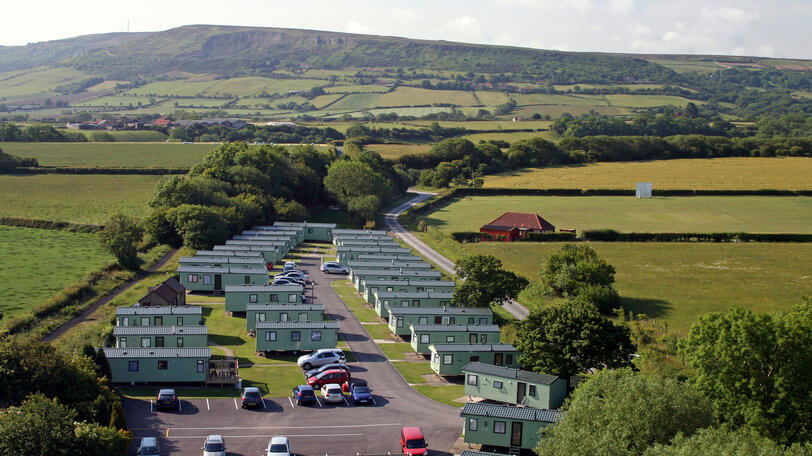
[
  {"left": 177, "top": 265, "right": 269, "bottom": 292},
  {"left": 113, "top": 325, "right": 208, "bottom": 349},
  {"left": 460, "top": 403, "right": 562, "bottom": 451},
  {"left": 430, "top": 344, "right": 520, "bottom": 376},
  {"left": 213, "top": 244, "right": 283, "bottom": 265},
  {"left": 333, "top": 228, "right": 387, "bottom": 236},
  {"left": 335, "top": 239, "right": 401, "bottom": 248},
  {"left": 336, "top": 246, "right": 412, "bottom": 262},
  {"left": 248, "top": 227, "right": 305, "bottom": 245},
  {"left": 461, "top": 451, "right": 509, "bottom": 456},
  {"left": 246, "top": 303, "right": 325, "bottom": 331},
  {"left": 332, "top": 235, "right": 392, "bottom": 246},
  {"left": 226, "top": 239, "right": 290, "bottom": 256},
  {"left": 463, "top": 362, "right": 566, "bottom": 410},
  {"left": 388, "top": 307, "right": 493, "bottom": 337},
  {"left": 116, "top": 306, "right": 203, "bottom": 327},
  {"left": 354, "top": 269, "right": 444, "bottom": 292},
  {"left": 103, "top": 347, "right": 211, "bottom": 384},
  {"left": 348, "top": 260, "right": 432, "bottom": 272},
  {"left": 232, "top": 234, "right": 296, "bottom": 252},
  {"left": 224, "top": 284, "right": 304, "bottom": 313},
  {"left": 255, "top": 321, "right": 339, "bottom": 352},
  {"left": 360, "top": 279, "right": 455, "bottom": 302},
  {"left": 194, "top": 249, "right": 264, "bottom": 259},
  {"left": 357, "top": 254, "right": 422, "bottom": 262},
  {"left": 179, "top": 256, "right": 267, "bottom": 269},
  {"left": 410, "top": 324, "right": 501, "bottom": 355},
  {"left": 374, "top": 292, "right": 455, "bottom": 319},
  {"left": 273, "top": 221, "right": 337, "bottom": 242}
]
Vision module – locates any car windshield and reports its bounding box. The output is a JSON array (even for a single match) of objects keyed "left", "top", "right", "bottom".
[
  {"left": 158, "top": 394, "right": 174, "bottom": 399},
  {"left": 269, "top": 443, "right": 288, "bottom": 452},
  {"left": 354, "top": 386, "right": 370, "bottom": 393},
  {"left": 244, "top": 391, "right": 260, "bottom": 398},
  {"left": 301, "top": 390, "right": 314, "bottom": 397},
  {"left": 140, "top": 447, "right": 160, "bottom": 455},
  {"left": 406, "top": 439, "right": 426, "bottom": 449},
  {"left": 204, "top": 443, "right": 225, "bottom": 451}
]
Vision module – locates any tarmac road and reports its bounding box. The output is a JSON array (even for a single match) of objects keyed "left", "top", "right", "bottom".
[{"left": 125, "top": 251, "right": 462, "bottom": 456}]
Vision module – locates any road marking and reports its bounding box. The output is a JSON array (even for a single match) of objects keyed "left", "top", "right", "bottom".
[
  {"left": 206, "top": 399, "right": 210, "bottom": 411},
  {"left": 149, "top": 400, "right": 153, "bottom": 412},
  {"left": 315, "top": 396, "right": 323, "bottom": 407},
  {"left": 262, "top": 399, "right": 267, "bottom": 409},
  {"left": 343, "top": 396, "right": 350, "bottom": 406},
  {"left": 166, "top": 428, "right": 170, "bottom": 438},
  {"left": 162, "top": 433, "right": 365, "bottom": 439},
  {"left": 166, "top": 423, "right": 403, "bottom": 431},
  {"left": 233, "top": 398, "right": 239, "bottom": 410},
  {"left": 178, "top": 400, "right": 182, "bottom": 412},
  {"left": 288, "top": 397, "right": 295, "bottom": 408},
  {"left": 371, "top": 398, "right": 377, "bottom": 406}
]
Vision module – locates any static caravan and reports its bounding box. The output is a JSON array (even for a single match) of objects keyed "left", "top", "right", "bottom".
[
  {"left": 179, "top": 256, "right": 267, "bottom": 269},
  {"left": 194, "top": 249, "right": 264, "bottom": 258},
  {"left": 225, "top": 239, "right": 289, "bottom": 255},
  {"left": 429, "top": 344, "right": 520, "bottom": 376},
  {"left": 246, "top": 304, "right": 325, "bottom": 330},
  {"left": 248, "top": 226, "right": 305, "bottom": 244},
  {"left": 336, "top": 246, "right": 411, "bottom": 262},
  {"left": 410, "top": 324, "right": 501, "bottom": 354},
  {"left": 213, "top": 244, "right": 283, "bottom": 264},
  {"left": 357, "top": 254, "right": 422, "bottom": 262},
  {"left": 374, "top": 292, "right": 454, "bottom": 319},
  {"left": 332, "top": 229, "right": 387, "bottom": 236},
  {"left": 460, "top": 403, "right": 562, "bottom": 450},
  {"left": 255, "top": 321, "right": 339, "bottom": 352},
  {"left": 388, "top": 307, "right": 493, "bottom": 336},
  {"left": 336, "top": 239, "right": 401, "bottom": 248},
  {"left": 463, "top": 362, "right": 566, "bottom": 409},
  {"left": 333, "top": 234, "right": 392, "bottom": 246},
  {"left": 361, "top": 279, "right": 455, "bottom": 302},
  {"left": 113, "top": 325, "right": 208, "bottom": 348},
  {"left": 103, "top": 347, "right": 211, "bottom": 384},
  {"left": 273, "top": 221, "right": 336, "bottom": 242},
  {"left": 353, "top": 269, "right": 443, "bottom": 290},
  {"left": 116, "top": 306, "right": 203, "bottom": 327},
  {"left": 224, "top": 284, "right": 304, "bottom": 312},
  {"left": 177, "top": 265, "right": 268, "bottom": 292},
  {"left": 232, "top": 235, "right": 295, "bottom": 252}
]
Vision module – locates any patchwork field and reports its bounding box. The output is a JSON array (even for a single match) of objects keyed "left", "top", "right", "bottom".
[
  {"left": 366, "top": 144, "right": 432, "bottom": 159},
  {"left": 75, "top": 130, "right": 169, "bottom": 142},
  {"left": 0, "top": 174, "right": 165, "bottom": 224},
  {"left": 422, "top": 195, "right": 811, "bottom": 233},
  {"left": 0, "top": 225, "right": 112, "bottom": 320},
  {"left": 0, "top": 142, "right": 215, "bottom": 167},
  {"left": 483, "top": 157, "right": 812, "bottom": 191}
]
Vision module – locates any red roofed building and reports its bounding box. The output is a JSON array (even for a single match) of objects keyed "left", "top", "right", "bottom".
[
  {"left": 151, "top": 116, "right": 173, "bottom": 127},
  {"left": 480, "top": 211, "right": 556, "bottom": 242}
]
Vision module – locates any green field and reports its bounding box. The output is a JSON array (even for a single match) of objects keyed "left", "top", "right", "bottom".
[
  {"left": 377, "top": 87, "right": 478, "bottom": 107},
  {"left": 366, "top": 144, "right": 432, "bottom": 159},
  {"left": 422, "top": 195, "right": 811, "bottom": 233},
  {"left": 0, "top": 142, "right": 214, "bottom": 167},
  {"left": 76, "top": 130, "right": 169, "bottom": 142},
  {"left": 0, "top": 174, "right": 165, "bottom": 224},
  {"left": 483, "top": 157, "right": 812, "bottom": 191},
  {"left": 462, "top": 130, "right": 559, "bottom": 144},
  {"left": 0, "top": 225, "right": 112, "bottom": 320}
]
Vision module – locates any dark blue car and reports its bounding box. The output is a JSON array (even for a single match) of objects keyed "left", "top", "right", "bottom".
[
  {"left": 292, "top": 385, "right": 317, "bottom": 405},
  {"left": 350, "top": 381, "right": 373, "bottom": 405}
]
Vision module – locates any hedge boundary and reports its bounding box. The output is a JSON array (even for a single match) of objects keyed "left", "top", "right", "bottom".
[
  {"left": 0, "top": 217, "right": 103, "bottom": 233},
  {"left": 10, "top": 166, "right": 189, "bottom": 175},
  {"left": 582, "top": 229, "right": 812, "bottom": 243},
  {"left": 452, "top": 231, "right": 577, "bottom": 242}
]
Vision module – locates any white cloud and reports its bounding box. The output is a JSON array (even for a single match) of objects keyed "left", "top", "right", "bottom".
[
  {"left": 390, "top": 7, "right": 418, "bottom": 24},
  {"left": 662, "top": 30, "right": 680, "bottom": 42},
  {"left": 609, "top": 0, "right": 634, "bottom": 13},
  {"left": 447, "top": 15, "right": 481, "bottom": 34},
  {"left": 700, "top": 6, "right": 759, "bottom": 24},
  {"left": 629, "top": 22, "right": 652, "bottom": 37},
  {"left": 343, "top": 21, "right": 374, "bottom": 35}
]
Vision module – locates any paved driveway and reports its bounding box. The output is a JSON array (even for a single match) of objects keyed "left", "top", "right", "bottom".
[{"left": 125, "top": 251, "right": 462, "bottom": 455}]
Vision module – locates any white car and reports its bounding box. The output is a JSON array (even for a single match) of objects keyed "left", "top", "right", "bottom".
[
  {"left": 282, "top": 261, "right": 297, "bottom": 272},
  {"left": 297, "top": 350, "right": 345, "bottom": 370},
  {"left": 322, "top": 383, "right": 344, "bottom": 403},
  {"left": 276, "top": 271, "right": 310, "bottom": 282},
  {"left": 202, "top": 434, "right": 225, "bottom": 456},
  {"left": 265, "top": 436, "right": 292, "bottom": 456},
  {"left": 321, "top": 262, "right": 349, "bottom": 274}
]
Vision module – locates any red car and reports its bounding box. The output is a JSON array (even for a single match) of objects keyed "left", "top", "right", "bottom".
[
  {"left": 400, "top": 427, "right": 428, "bottom": 456},
  {"left": 306, "top": 369, "right": 349, "bottom": 389}
]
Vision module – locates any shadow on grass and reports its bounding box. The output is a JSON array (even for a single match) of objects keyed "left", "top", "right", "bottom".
[
  {"left": 621, "top": 296, "right": 671, "bottom": 319},
  {"left": 210, "top": 334, "right": 247, "bottom": 347}
]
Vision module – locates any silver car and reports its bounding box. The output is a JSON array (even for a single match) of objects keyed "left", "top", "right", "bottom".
[
  {"left": 202, "top": 434, "right": 225, "bottom": 456},
  {"left": 265, "top": 436, "right": 292, "bottom": 456},
  {"left": 321, "top": 262, "right": 349, "bottom": 274},
  {"left": 297, "top": 350, "right": 345, "bottom": 370}
]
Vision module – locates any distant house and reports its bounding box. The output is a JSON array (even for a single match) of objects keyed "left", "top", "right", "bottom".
[
  {"left": 480, "top": 211, "right": 555, "bottom": 242},
  {"left": 175, "top": 118, "right": 248, "bottom": 129},
  {"left": 152, "top": 116, "right": 174, "bottom": 127},
  {"left": 137, "top": 277, "right": 186, "bottom": 307}
]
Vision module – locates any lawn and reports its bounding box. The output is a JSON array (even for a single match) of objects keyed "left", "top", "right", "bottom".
[
  {"left": 392, "top": 361, "right": 434, "bottom": 384},
  {"left": 422, "top": 195, "right": 811, "bottom": 233},
  {"left": 0, "top": 225, "right": 113, "bottom": 322},
  {"left": 421, "top": 239, "right": 812, "bottom": 335},
  {"left": 364, "top": 323, "right": 394, "bottom": 340},
  {"left": 75, "top": 130, "right": 169, "bottom": 142},
  {"left": 352, "top": 307, "right": 384, "bottom": 323},
  {"left": 202, "top": 303, "right": 298, "bottom": 366},
  {"left": 377, "top": 87, "right": 478, "bottom": 107},
  {"left": 0, "top": 142, "right": 214, "bottom": 167},
  {"left": 604, "top": 94, "right": 698, "bottom": 108},
  {"left": 0, "top": 174, "right": 165, "bottom": 224},
  {"left": 331, "top": 281, "right": 367, "bottom": 307},
  {"left": 378, "top": 343, "right": 412, "bottom": 360},
  {"left": 483, "top": 157, "right": 812, "bottom": 191},
  {"left": 412, "top": 385, "right": 466, "bottom": 407},
  {"left": 366, "top": 144, "right": 432, "bottom": 159},
  {"left": 239, "top": 365, "right": 305, "bottom": 397},
  {"left": 462, "top": 130, "right": 559, "bottom": 144}
]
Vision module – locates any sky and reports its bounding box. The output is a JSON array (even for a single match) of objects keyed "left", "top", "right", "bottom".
[{"left": 1, "top": 0, "right": 810, "bottom": 59}]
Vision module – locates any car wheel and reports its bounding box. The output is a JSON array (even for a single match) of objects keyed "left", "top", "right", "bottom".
[{"left": 302, "top": 363, "right": 311, "bottom": 370}]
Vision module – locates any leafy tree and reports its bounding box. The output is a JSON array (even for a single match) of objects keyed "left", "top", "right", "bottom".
[
  {"left": 142, "top": 207, "right": 182, "bottom": 247},
  {"left": 73, "top": 422, "right": 132, "bottom": 456},
  {"left": 452, "top": 255, "right": 529, "bottom": 308},
  {"left": 540, "top": 244, "right": 616, "bottom": 297},
  {"left": 515, "top": 300, "right": 635, "bottom": 382},
  {"left": 323, "top": 160, "right": 391, "bottom": 207},
  {"left": 0, "top": 394, "right": 77, "bottom": 456},
  {"left": 536, "top": 369, "right": 714, "bottom": 456},
  {"left": 679, "top": 304, "right": 811, "bottom": 444},
  {"left": 167, "top": 204, "right": 230, "bottom": 249},
  {"left": 347, "top": 194, "right": 381, "bottom": 221},
  {"left": 273, "top": 198, "right": 308, "bottom": 222},
  {"left": 571, "top": 283, "right": 622, "bottom": 315},
  {"left": 97, "top": 214, "right": 143, "bottom": 269},
  {"left": 644, "top": 426, "right": 810, "bottom": 456},
  {"left": 0, "top": 147, "right": 38, "bottom": 171}
]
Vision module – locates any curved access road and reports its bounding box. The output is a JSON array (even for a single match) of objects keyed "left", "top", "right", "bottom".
[{"left": 384, "top": 191, "right": 530, "bottom": 320}]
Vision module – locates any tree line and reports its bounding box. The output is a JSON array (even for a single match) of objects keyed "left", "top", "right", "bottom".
[
  {"left": 0, "top": 123, "right": 87, "bottom": 142},
  {"left": 0, "top": 147, "right": 38, "bottom": 172},
  {"left": 167, "top": 123, "right": 344, "bottom": 143}
]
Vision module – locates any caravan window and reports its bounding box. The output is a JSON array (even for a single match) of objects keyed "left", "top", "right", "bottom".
[
  {"left": 291, "top": 331, "right": 301, "bottom": 341},
  {"left": 203, "top": 275, "right": 212, "bottom": 285},
  {"left": 494, "top": 421, "right": 506, "bottom": 434},
  {"left": 256, "top": 313, "right": 266, "bottom": 322},
  {"left": 177, "top": 337, "right": 184, "bottom": 347},
  {"left": 158, "top": 360, "right": 168, "bottom": 370},
  {"left": 288, "top": 294, "right": 297, "bottom": 303},
  {"left": 469, "top": 418, "right": 478, "bottom": 431},
  {"left": 420, "top": 334, "right": 430, "bottom": 344},
  {"left": 265, "top": 331, "right": 277, "bottom": 341},
  {"left": 529, "top": 385, "right": 537, "bottom": 397},
  {"left": 128, "top": 361, "right": 139, "bottom": 372},
  {"left": 249, "top": 294, "right": 258, "bottom": 303},
  {"left": 467, "top": 374, "right": 478, "bottom": 386},
  {"left": 311, "top": 331, "right": 321, "bottom": 341},
  {"left": 188, "top": 274, "right": 198, "bottom": 283},
  {"left": 442, "top": 354, "right": 453, "bottom": 365},
  {"left": 418, "top": 317, "right": 428, "bottom": 324},
  {"left": 197, "top": 360, "right": 204, "bottom": 373},
  {"left": 270, "top": 294, "right": 279, "bottom": 302}
]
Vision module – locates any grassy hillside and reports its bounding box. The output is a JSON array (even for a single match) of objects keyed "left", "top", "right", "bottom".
[{"left": 0, "top": 142, "right": 214, "bottom": 167}]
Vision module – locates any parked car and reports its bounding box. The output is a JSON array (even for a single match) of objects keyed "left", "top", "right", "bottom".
[
  {"left": 265, "top": 436, "right": 292, "bottom": 456},
  {"left": 351, "top": 381, "right": 373, "bottom": 405},
  {"left": 272, "top": 276, "right": 306, "bottom": 286},
  {"left": 155, "top": 389, "right": 178, "bottom": 411},
  {"left": 291, "top": 385, "right": 317, "bottom": 405},
  {"left": 276, "top": 271, "right": 310, "bottom": 282},
  {"left": 307, "top": 369, "right": 350, "bottom": 389},
  {"left": 202, "top": 434, "right": 226, "bottom": 456},
  {"left": 137, "top": 437, "right": 161, "bottom": 455},
  {"left": 321, "top": 262, "right": 349, "bottom": 274},
  {"left": 297, "top": 350, "right": 345, "bottom": 370},
  {"left": 240, "top": 387, "right": 263, "bottom": 408},
  {"left": 282, "top": 262, "right": 297, "bottom": 272},
  {"left": 322, "top": 383, "right": 344, "bottom": 403},
  {"left": 400, "top": 427, "right": 428, "bottom": 456},
  {"left": 304, "top": 362, "right": 351, "bottom": 379}
]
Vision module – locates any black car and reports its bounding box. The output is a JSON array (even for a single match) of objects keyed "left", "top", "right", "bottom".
[
  {"left": 292, "top": 385, "right": 317, "bottom": 405},
  {"left": 304, "top": 362, "right": 351, "bottom": 379},
  {"left": 156, "top": 389, "right": 178, "bottom": 411},
  {"left": 241, "top": 387, "right": 264, "bottom": 408}
]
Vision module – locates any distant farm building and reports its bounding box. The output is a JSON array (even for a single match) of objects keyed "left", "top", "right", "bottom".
[{"left": 480, "top": 211, "right": 555, "bottom": 242}]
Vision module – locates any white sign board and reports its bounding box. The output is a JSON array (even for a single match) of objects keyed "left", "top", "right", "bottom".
[{"left": 636, "top": 182, "right": 653, "bottom": 198}]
